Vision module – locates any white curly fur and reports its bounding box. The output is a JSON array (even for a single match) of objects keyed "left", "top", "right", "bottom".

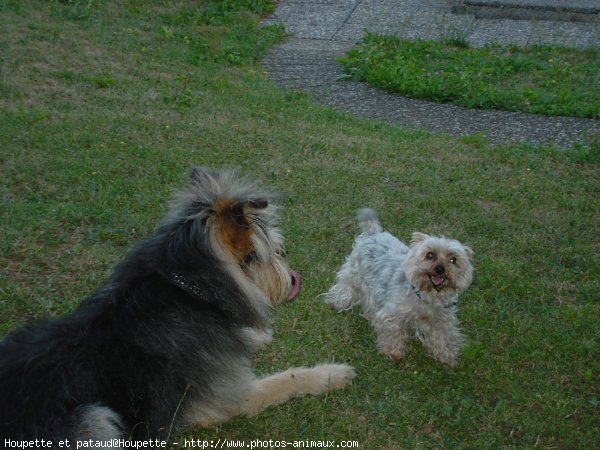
[{"left": 324, "top": 209, "right": 474, "bottom": 367}]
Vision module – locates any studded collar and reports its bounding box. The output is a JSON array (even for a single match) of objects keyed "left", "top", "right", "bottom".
[{"left": 170, "top": 272, "right": 208, "bottom": 302}]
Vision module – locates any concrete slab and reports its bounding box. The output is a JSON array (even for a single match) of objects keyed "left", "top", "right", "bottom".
[{"left": 453, "top": 0, "right": 600, "bottom": 22}]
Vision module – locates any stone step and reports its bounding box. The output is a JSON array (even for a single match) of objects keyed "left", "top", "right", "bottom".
[{"left": 451, "top": 0, "right": 600, "bottom": 22}]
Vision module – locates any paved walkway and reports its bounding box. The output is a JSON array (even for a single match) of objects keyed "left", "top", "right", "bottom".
[
  {"left": 459, "top": 0, "right": 600, "bottom": 22},
  {"left": 262, "top": 0, "right": 600, "bottom": 148}
]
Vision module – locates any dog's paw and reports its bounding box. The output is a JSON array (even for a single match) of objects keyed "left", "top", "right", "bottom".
[
  {"left": 314, "top": 363, "right": 357, "bottom": 390},
  {"left": 432, "top": 352, "right": 459, "bottom": 368},
  {"left": 377, "top": 340, "right": 406, "bottom": 363},
  {"left": 388, "top": 351, "right": 406, "bottom": 363},
  {"left": 440, "top": 357, "right": 459, "bottom": 368}
]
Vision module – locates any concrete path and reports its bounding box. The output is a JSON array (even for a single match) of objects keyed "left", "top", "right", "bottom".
[
  {"left": 262, "top": 0, "right": 600, "bottom": 148},
  {"left": 458, "top": 0, "right": 600, "bottom": 22}
]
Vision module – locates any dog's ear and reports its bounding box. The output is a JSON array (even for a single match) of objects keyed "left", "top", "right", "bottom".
[
  {"left": 462, "top": 245, "right": 475, "bottom": 261},
  {"left": 410, "top": 232, "right": 430, "bottom": 246},
  {"left": 190, "top": 166, "right": 219, "bottom": 187},
  {"left": 214, "top": 199, "right": 268, "bottom": 259},
  {"left": 230, "top": 199, "right": 268, "bottom": 227}
]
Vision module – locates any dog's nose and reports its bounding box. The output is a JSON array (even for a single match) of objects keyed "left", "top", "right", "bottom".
[{"left": 435, "top": 265, "right": 445, "bottom": 275}]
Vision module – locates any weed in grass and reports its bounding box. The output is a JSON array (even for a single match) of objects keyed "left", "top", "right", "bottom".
[
  {"left": 459, "top": 132, "right": 490, "bottom": 148},
  {"left": 340, "top": 33, "right": 600, "bottom": 118},
  {"left": 89, "top": 75, "right": 116, "bottom": 88},
  {"left": 570, "top": 131, "right": 600, "bottom": 163}
]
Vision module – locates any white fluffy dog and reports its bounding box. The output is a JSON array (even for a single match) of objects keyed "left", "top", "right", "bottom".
[{"left": 324, "top": 208, "right": 474, "bottom": 367}]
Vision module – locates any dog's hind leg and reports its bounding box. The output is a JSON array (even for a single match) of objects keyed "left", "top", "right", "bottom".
[
  {"left": 323, "top": 258, "right": 363, "bottom": 312},
  {"left": 70, "top": 404, "right": 125, "bottom": 448},
  {"left": 239, "top": 364, "right": 356, "bottom": 417}
]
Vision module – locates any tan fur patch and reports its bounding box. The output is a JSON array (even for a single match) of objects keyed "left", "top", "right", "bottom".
[{"left": 213, "top": 199, "right": 253, "bottom": 260}]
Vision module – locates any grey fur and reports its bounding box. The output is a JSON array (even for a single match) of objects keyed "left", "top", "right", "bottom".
[{"left": 325, "top": 209, "right": 474, "bottom": 367}]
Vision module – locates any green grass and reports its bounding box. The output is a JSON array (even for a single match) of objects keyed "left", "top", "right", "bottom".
[
  {"left": 339, "top": 33, "right": 600, "bottom": 118},
  {"left": 1, "top": 1, "right": 599, "bottom": 448}
]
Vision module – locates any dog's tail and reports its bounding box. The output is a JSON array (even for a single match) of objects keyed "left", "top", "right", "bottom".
[{"left": 357, "top": 208, "right": 382, "bottom": 235}]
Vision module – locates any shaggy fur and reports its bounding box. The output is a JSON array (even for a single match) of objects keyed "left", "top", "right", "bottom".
[
  {"left": 0, "top": 168, "right": 355, "bottom": 446},
  {"left": 324, "top": 208, "right": 474, "bottom": 367}
]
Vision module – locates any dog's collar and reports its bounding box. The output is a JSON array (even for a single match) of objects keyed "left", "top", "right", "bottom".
[
  {"left": 410, "top": 284, "right": 424, "bottom": 300},
  {"left": 170, "top": 272, "right": 208, "bottom": 302},
  {"left": 410, "top": 284, "right": 459, "bottom": 308}
]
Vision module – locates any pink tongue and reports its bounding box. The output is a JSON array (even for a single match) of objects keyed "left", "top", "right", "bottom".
[
  {"left": 288, "top": 270, "right": 301, "bottom": 301},
  {"left": 432, "top": 275, "right": 444, "bottom": 286}
]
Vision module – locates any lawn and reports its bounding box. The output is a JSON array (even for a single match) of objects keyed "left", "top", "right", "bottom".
[
  {"left": 1, "top": 1, "right": 599, "bottom": 448},
  {"left": 339, "top": 33, "right": 600, "bottom": 119}
]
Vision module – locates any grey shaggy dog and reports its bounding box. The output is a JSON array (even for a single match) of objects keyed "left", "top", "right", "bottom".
[
  {"left": 0, "top": 168, "right": 355, "bottom": 447},
  {"left": 324, "top": 208, "right": 474, "bottom": 367}
]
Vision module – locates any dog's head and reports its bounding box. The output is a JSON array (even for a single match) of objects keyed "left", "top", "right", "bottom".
[
  {"left": 164, "top": 167, "right": 294, "bottom": 313},
  {"left": 404, "top": 232, "right": 474, "bottom": 300}
]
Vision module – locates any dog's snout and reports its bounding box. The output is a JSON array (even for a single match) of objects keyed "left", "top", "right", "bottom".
[{"left": 435, "top": 265, "right": 445, "bottom": 275}]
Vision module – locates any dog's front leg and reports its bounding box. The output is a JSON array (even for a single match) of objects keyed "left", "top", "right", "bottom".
[
  {"left": 239, "top": 364, "right": 356, "bottom": 417},
  {"left": 242, "top": 328, "right": 274, "bottom": 351},
  {"left": 420, "top": 319, "right": 465, "bottom": 367}
]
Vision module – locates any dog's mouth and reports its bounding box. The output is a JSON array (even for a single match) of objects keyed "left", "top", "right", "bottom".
[
  {"left": 288, "top": 270, "right": 301, "bottom": 301},
  {"left": 429, "top": 274, "right": 446, "bottom": 291}
]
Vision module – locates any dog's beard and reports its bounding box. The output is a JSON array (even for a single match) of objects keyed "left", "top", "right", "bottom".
[
  {"left": 409, "top": 268, "right": 457, "bottom": 295},
  {"left": 239, "top": 222, "right": 294, "bottom": 306},
  {"left": 245, "top": 258, "right": 293, "bottom": 307}
]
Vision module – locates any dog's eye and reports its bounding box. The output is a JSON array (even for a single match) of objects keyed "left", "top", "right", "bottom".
[
  {"left": 450, "top": 257, "right": 457, "bottom": 264},
  {"left": 426, "top": 252, "right": 435, "bottom": 260},
  {"left": 242, "top": 251, "right": 259, "bottom": 266}
]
